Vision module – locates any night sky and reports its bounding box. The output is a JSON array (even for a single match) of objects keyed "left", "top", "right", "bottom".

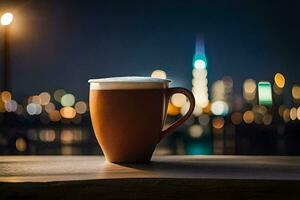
[{"left": 1, "top": 0, "right": 300, "bottom": 101}]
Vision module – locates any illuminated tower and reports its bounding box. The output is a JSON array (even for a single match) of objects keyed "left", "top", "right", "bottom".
[{"left": 191, "top": 35, "right": 209, "bottom": 115}]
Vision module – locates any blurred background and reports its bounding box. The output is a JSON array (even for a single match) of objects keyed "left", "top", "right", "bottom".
[{"left": 1, "top": 0, "right": 300, "bottom": 155}]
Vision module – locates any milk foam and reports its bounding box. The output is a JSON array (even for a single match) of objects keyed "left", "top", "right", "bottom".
[{"left": 89, "top": 76, "right": 171, "bottom": 90}]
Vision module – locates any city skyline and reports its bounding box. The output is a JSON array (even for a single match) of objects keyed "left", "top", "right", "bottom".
[{"left": 0, "top": 0, "right": 300, "bottom": 102}]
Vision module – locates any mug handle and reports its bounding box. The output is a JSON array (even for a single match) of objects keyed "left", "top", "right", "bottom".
[{"left": 160, "top": 87, "right": 195, "bottom": 139}]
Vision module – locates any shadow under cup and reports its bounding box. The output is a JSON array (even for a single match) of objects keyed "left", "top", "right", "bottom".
[{"left": 89, "top": 77, "right": 195, "bottom": 163}]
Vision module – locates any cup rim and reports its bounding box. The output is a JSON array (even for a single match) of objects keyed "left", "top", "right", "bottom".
[{"left": 88, "top": 76, "right": 172, "bottom": 84}]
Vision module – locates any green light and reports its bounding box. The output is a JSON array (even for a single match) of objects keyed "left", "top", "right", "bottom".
[
  {"left": 258, "top": 81, "right": 272, "bottom": 106},
  {"left": 61, "top": 94, "right": 75, "bottom": 107}
]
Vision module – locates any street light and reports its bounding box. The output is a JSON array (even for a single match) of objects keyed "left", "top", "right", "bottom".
[
  {"left": 1, "top": 12, "right": 14, "bottom": 26},
  {"left": 1, "top": 12, "right": 14, "bottom": 91}
]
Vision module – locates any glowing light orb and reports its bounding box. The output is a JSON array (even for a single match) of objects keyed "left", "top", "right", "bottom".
[
  {"left": 60, "top": 107, "right": 76, "bottom": 119},
  {"left": 189, "top": 125, "right": 204, "bottom": 138},
  {"left": 1, "top": 12, "right": 13, "bottom": 26},
  {"left": 211, "top": 101, "right": 229, "bottom": 116},
  {"left": 274, "top": 73, "right": 285, "bottom": 88},
  {"left": 243, "top": 111, "right": 254, "bottom": 124},
  {"left": 39, "top": 92, "right": 51, "bottom": 105},
  {"left": 74, "top": 101, "right": 87, "bottom": 114},
  {"left": 212, "top": 117, "right": 225, "bottom": 129},
  {"left": 1, "top": 91, "right": 11, "bottom": 103},
  {"left": 171, "top": 93, "right": 186, "bottom": 107},
  {"left": 151, "top": 69, "right": 167, "bottom": 79},
  {"left": 61, "top": 94, "right": 75, "bottom": 107},
  {"left": 194, "top": 59, "right": 206, "bottom": 69},
  {"left": 292, "top": 85, "right": 300, "bottom": 100}
]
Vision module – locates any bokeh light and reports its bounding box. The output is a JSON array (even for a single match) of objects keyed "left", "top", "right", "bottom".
[
  {"left": 61, "top": 94, "right": 75, "bottom": 107},
  {"left": 151, "top": 70, "right": 167, "bottom": 79},
  {"left": 290, "top": 107, "right": 297, "bottom": 120},
  {"left": 189, "top": 124, "right": 204, "bottom": 138},
  {"left": 263, "top": 114, "right": 272, "bottom": 125},
  {"left": 54, "top": 89, "right": 66, "bottom": 102},
  {"left": 198, "top": 114, "right": 210, "bottom": 126},
  {"left": 31, "top": 95, "right": 41, "bottom": 104},
  {"left": 15, "top": 138, "right": 27, "bottom": 152},
  {"left": 39, "top": 129, "right": 56, "bottom": 142},
  {"left": 45, "top": 102, "right": 55, "bottom": 113},
  {"left": 4, "top": 100, "right": 17, "bottom": 112},
  {"left": 243, "top": 79, "right": 256, "bottom": 102},
  {"left": 211, "top": 101, "right": 229, "bottom": 116},
  {"left": 167, "top": 103, "right": 180, "bottom": 116},
  {"left": 193, "top": 104, "right": 203, "bottom": 116},
  {"left": 258, "top": 81, "right": 272, "bottom": 106},
  {"left": 60, "top": 107, "right": 76, "bottom": 119},
  {"left": 231, "top": 112, "right": 242, "bottom": 125},
  {"left": 39, "top": 92, "right": 51, "bottom": 105},
  {"left": 171, "top": 94, "right": 186, "bottom": 107},
  {"left": 74, "top": 101, "right": 87, "bottom": 114},
  {"left": 297, "top": 107, "right": 300, "bottom": 120},
  {"left": 283, "top": 108, "right": 290, "bottom": 122},
  {"left": 212, "top": 117, "right": 224, "bottom": 129},
  {"left": 292, "top": 85, "right": 300, "bottom": 100},
  {"left": 243, "top": 111, "right": 254, "bottom": 124},
  {"left": 48, "top": 110, "right": 61, "bottom": 122},
  {"left": 1, "top": 91, "right": 12, "bottom": 103},
  {"left": 243, "top": 79, "right": 256, "bottom": 93},
  {"left": 26, "top": 103, "right": 42, "bottom": 115},
  {"left": 1, "top": 12, "right": 13, "bottom": 26},
  {"left": 274, "top": 73, "right": 285, "bottom": 88}
]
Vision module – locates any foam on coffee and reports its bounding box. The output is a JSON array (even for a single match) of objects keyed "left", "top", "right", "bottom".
[{"left": 89, "top": 76, "right": 171, "bottom": 90}]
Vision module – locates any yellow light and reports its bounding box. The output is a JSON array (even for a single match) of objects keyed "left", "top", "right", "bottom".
[
  {"left": 274, "top": 73, "right": 285, "bottom": 88},
  {"left": 60, "top": 107, "right": 76, "bottom": 119},
  {"left": 171, "top": 93, "right": 186, "bottom": 107},
  {"left": 39, "top": 129, "right": 56, "bottom": 142},
  {"left": 290, "top": 107, "right": 297, "bottom": 120},
  {"left": 167, "top": 102, "right": 180, "bottom": 116},
  {"left": 243, "top": 111, "right": 254, "bottom": 124},
  {"left": 193, "top": 104, "right": 203, "bottom": 116},
  {"left": 1, "top": 12, "right": 13, "bottom": 26},
  {"left": 151, "top": 69, "right": 167, "bottom": 79},
  {"left": 61, "top": 129, "right": 74, "bottom": 144},
  {"left": 16, "top": 138, "right": 27, "bottom": 152},
  {"left": 212, "top": 117, "right": 224, "bottom": 129},
  {"left": 292, "top": 85, "right": 300, "bottom": 100},
  {"left": 278, "top": 105, "right": 286, "bottom": 117},
  {"left": 189, "top": 124, "right": 204, "bottom": 138},
  {"left": 297, "top": 107, "right": 300, "bottom": 120},
  {"left": 39, "top": 92, "right": 51, "bottom": 105},
  {"left": 283, "top": 108, "right": 290, "bottom": 122},
  {"left": 243, "top": 79, "right": 256, "bottom": 93},
  {"left": 74, "top": 101, "right": 87, "bottom": 114},
  {"left": 1, "top": 91, "right": 12, "bottom": 103},
  {"left": 31, "top": 95, "right": 41, "bottom": 104},
  {"left": 48, "top": 110, "right": 61, "bottom": 122}
]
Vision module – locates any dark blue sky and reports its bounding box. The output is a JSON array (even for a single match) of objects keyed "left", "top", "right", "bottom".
[{"left": 1, "top": 0, "right": 300, "bottom": 101}]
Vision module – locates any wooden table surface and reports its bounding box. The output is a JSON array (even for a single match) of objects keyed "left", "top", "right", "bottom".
[{"left": 1, "top": 155, "right": 300, "bottom": 200}]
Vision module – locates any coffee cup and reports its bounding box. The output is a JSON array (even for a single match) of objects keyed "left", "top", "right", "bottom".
[{"left": 89, "top": 76, "right": 195, "bottom": 163}]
